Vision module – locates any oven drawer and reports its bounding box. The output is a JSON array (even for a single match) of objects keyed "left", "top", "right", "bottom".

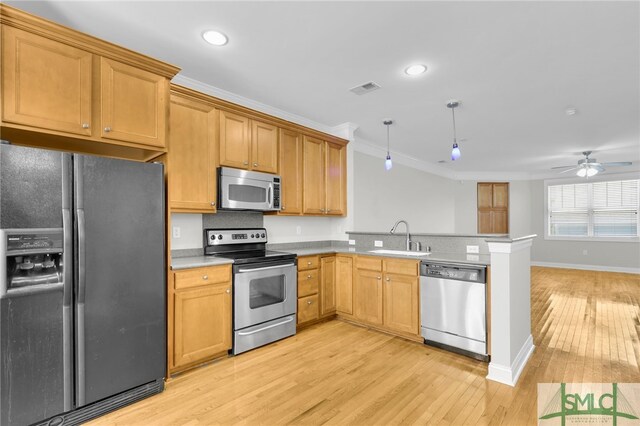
[
  {"left": 174, "top": 265, "right": 232, "bottom": 290},
  {"left": 298, "top": 295, "right": 319, "bottom": 324},
  {"left": 298, "top": 255, "right": 319, "bottom": 271},
  {"left": 298, "top": 270, "right": 319, "bottom": 297},
  {"left": 233, "top": 314, "right": 296, "bottom": 355}
]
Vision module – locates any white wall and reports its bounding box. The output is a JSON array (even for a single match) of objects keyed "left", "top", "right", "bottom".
[
  {"left": 453, "top": 181, "right": 477, "bottom": 233},
  {"left": 170, "top": 213, "right": 203, "bottom": 250}
]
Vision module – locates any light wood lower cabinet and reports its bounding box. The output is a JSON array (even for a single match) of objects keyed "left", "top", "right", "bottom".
[
  {"left": 320, "top": 256, "right": 336, "bottom": 316},
  {"left": 354, "top": 268, "right": 384, "bottom": 326},
  {"left": 383, "top": 273, "right": 419, "bottom": 335},
  {"left": 298, "top": 295, "right": 319, "bottom": 324},
  {"left": 335, "top": 255, "right": 354, "bottom": 315},
  {"left": 170, "top": 265, "right": 232, "bottom": 374}
]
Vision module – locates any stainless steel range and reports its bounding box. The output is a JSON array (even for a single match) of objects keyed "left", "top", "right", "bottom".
[{"left": 204, "top": 228, "right": 297, "bottom": 354}]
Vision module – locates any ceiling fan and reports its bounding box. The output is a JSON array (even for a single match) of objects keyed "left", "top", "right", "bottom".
[{"left": 552, "top": 151, "right": 632, "bottom": 177}]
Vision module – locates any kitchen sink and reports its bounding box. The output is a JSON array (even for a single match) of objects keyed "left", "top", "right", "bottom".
[{"left": 369, "top": 249, "right": 430, "bottom": 257}]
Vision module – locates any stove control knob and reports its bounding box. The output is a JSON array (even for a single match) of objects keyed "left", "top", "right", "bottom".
[
  {"left": 251, "top": 234, "right": 255, "bottom": 238},
  {"left": 261, "top": 233, "right": 265, "bottom": 238},
  {"left": 210, "top": 235, "right": 216, "bottom": 241},
  {"left": 218, "top": 235, "right": 223, "bottom": 240}
]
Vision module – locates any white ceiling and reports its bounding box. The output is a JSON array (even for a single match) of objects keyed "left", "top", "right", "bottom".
[{"left": 10, "top": 1, "right": 640, "bottom": 178}]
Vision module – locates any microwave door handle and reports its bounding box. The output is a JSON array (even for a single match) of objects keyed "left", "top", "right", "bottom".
[{"left": 267, "top": 183, "right": 274, "bottom": 208}]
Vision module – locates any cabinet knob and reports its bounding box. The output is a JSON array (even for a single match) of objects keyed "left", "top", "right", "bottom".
[
  {"left": 202, "top": 275, "right": 208, "bottom": 280},
  {"left": 282, "top": 206, "right": 286, "bottom": 211},
  {"left": 320, "top": 209, "right": 326, "bottom": 213},
  {"left": 253, "top": 163, "right": 258, "bottom": 167},
  {"left": 377, "top": 276, "right": 381, "bottom": 280},
  {"left": 104, "top": 126, "right": 111, "bottom": 133},
  {"left": 327, "top": 209, "right": 332, "bottom": 213},
  {"left": 211, "top": 201, "right": 216, "bottom": 207},
  {"left": 307, "top": 274, "right": 312, "bottom": 279},
  {"left": 307, "top": 261, "right": 312, "bottom": 266},
  {"left": 226, "top": 288, "right": 231, "bottom": 294},
  {"left": 243, "top": 160, "right": 249, "bottom": 165},
  {"left": 307, "top": 300, "right": 312, "bottom": 305},
  {"left": 82, "top": 123, "right": 90, "bottom": 129},
  {"left": 386, "top": 277, "right": 390, "bottom": 281}
]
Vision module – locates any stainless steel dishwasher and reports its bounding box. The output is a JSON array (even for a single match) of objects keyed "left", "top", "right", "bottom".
[{"left": 420, "top": 262, "right": 489, "bottom": 361}]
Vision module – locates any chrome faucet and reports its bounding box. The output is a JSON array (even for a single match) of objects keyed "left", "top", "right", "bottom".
[{"left": 390, "top": 220, "right": 421, "bottom": 251}]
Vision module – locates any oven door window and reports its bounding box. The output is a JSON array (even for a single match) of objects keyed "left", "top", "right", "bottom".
[
  {"left": 249, "top": 275, "right": 286, "bottom": 309},
  {"left": 229, "top": 184, "right": 266, "bottom": 203}
]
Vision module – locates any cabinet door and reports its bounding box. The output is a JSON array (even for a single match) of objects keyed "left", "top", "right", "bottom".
[
  {"left": 492, "top": 183, "right": 509, "bottom": 208},
  {"left": 383, "top": 273, "right": 419, "bottom": 335},
  {"left": 298, "top": 295, "right": 319, "bottom": 324},
  {"left": 477, "top": 183, "right": 493, "bottom": 208},
  {"left": 173, "top": 283, "right": 231, "bottom": 368},
  {"left": 2, "top": 26, "right": 92, "bottom": 136},
  {"left": 491, "top": 210, "right": 509, "bottom": 234},
  {"left": 302, "top": 136, "right": 326, "bottom": 214},
  {"left": 335, "top": 256, "right": 354, "bottom": 315},
  {"left": 325, "top": 142, "right": 346, "bottom": 215},
  {"left": 278, "top": 129, "right": 303, "bottom": 214},
  {"left": 354, "top": 269, "right": 383, "bottom": 325},
  {"left": 219, "top": 110, "right": 250, "bottom": 169},
  {"left": 320, "top": 257, "right": 336, "bottom": 316},
  {"left": 251, "top": 120, "right": 278, "bottom": 173},
  {"left": 168, "top": 94, "right": 217, "bottom": 212},
  {"left": 100, "top": 58, "right": 167, "bottom": 147}
]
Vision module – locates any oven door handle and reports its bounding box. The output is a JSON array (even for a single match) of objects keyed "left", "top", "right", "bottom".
[
  {"left": 237, "top": 263, "right": 295, "bottom": 273},
  {"left": 237, "top": 317, "right": 294, "bottom": 336}
]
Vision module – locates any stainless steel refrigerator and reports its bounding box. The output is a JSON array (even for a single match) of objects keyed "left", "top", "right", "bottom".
[{"left": 0, "top": 143, "right": 166, "bottom": 425}]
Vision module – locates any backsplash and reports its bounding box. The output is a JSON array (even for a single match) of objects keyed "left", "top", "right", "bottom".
[
  {"left": 346, "top": 232, "right": 494, "bottom": 254},
  {"left": 202, "top": 211, "right": 263, "bottom": 229}
]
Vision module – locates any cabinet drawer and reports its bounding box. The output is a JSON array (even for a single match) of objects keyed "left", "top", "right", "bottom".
[
  {"left": 298, "top": 255, "right": 319, "bottom": 271},
  {"left": 384, "top": 259, "right": 419, "bottom": 276},
  {"left": 174, "top": 265, "right": 231, "bottom": 290},
  {"left": 356, "top": 256, "right": 382, "bottom": 271},
  {"left": 298, "top": 295, "right": 319, "bottom": 324},
  {"left": 298, "top": 270, "right": 319, "bottom": 297}
]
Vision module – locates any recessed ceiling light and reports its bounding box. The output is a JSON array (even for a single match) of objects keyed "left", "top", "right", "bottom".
[
  {"left": 404, "top": 64, "right": 427, "bottom": 76},
  {"left": 202, "top": 30, "right": 228, "bottom": 46}
]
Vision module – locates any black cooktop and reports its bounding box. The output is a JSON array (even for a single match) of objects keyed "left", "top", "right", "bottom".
[{"left": 209, "top": 249, "right": 296, "bottom": 265}]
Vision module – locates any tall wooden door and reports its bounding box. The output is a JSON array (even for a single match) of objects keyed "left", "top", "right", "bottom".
[
  {"left": 325, "top": 142, "right": 346, "bottom": 215},
  {"left": 320, "top": 257, "right": 336, "bottom": 316},
  {"left": 354, "top": 269, "right": 383, "bottom": 325},
  {"left": 100, "top": 58, "right": 167, "bottom": 148},
  {"left": 303, "top": 136, "right": 326, "bottom": 214},
  {"left": 477, "top": 182, "right": 509, "bottom": 234},
  {"left": 250, "top": 120, "right": 278, "bottom": 173},
  {"left": 168, "top": 94, "right": 217, "bottom": 212},
  {"left": 336, "top": 256, "right": 354, "bottom": 315},
  {"left": 383, "top": 273, "right": 419, "bottom": 335},
  {"left": 219, "top": 110, "right": 250, "bottom": 169},
  {"left": 2, "top": 26, "right": 93, "bottom": 136},
  {"left": 278, "top": 129, "right": 303, "bottom": 214}
]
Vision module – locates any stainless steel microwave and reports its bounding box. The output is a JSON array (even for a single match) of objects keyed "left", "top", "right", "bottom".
[{"left": 217, "top": 167, "right": 281, "bottom": 211}]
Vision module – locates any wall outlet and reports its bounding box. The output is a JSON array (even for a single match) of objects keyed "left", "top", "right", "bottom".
[
  {"left": 349, "top": 239, "right": 356, "bottom": 246},
  {"left": 466, "top": 245, "right": 479, "bottom": 254},
  {"left": 172, "top": 227, "right": 181, "bottom": 239},
  {"left": 296, "top": 226, "right": 302, "bottom": 235},
  {"left": 583, "top": 249, "right": 588, "bottom": 256},
  {"left": 374, "top": 240, "right": 383, "bottom": 247}
]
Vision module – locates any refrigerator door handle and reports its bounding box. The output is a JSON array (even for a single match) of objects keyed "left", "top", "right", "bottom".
[
  {"left": 62, "top": 154, "right": 73, "bottom": 411},
  {"left": 75, "top": 155, "right": 87, "bottom": 407}
]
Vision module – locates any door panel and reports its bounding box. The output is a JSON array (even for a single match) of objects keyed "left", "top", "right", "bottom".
[
  {"left": 492, "top": 183, "right": 509, "bottom": 208},
  {"left": 383, "top": 273, "right": 419, "bottom": 335},
  {"left": 354, "top": 269, "right": 383, "bottom": 325},
  {"left": 477, "top": 183, "right": 493, "bottom": 208},
  {"left": 335, "top": 256, "right": 353, "bottom": 315},
  {"left": 320, "top": 257, "right": 336, "bottom": 316},
  {"left": 491, "top": 210, "right": 509, "bottom": 234},
  {"left": 325, "top": 143, "right": 346, "bottom": 215},
  {"left": 302, "top": 136, "right": 325, "bottom": 214},
  {"left": 477, "top": 210, "right": 492, "bottom": 234},
  {"left": 251, "top": 120, "right": 278, "bottom": 173},
  {"left": 278, "top": 129, "right": 303, "bottom": 214},
  {"left": 75, "top": 154, "right": 165, "bottom": 407},
  {"left": 2, "top": 27, "right": 92, "bottom": 136},
  {"left": 219, "top": 110, "right": 250, "bottom": 169}
]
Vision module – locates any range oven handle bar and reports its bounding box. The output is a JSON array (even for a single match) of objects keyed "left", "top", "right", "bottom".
[
  {"left": 237, "top": 317, "right": 294, "bottom": 336},
  {"left": 237, "top": 263, "right": 295, "bottom": 273}
]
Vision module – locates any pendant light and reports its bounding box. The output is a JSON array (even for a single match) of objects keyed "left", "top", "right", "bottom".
[
  {"left": 447, "top": 100, "right": 461, "bottom": 161},
  {"left": 383, "top": 120, "right": 393, "bottom": 171}
]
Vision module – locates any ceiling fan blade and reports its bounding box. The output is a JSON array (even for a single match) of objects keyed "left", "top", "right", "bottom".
[
  {"left": 559, "top": 167, "right": 579, "bottom": 174},
  {"left": 551, "top": 165, "right": 576, "bottom": 170},
  {"left": 600, "top": 162, "right": 632, "bottom": 167}
]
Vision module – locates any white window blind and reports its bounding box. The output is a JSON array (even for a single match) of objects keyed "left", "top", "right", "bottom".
[{"left": 548, "top": 179, "right": 639, "bottom": 238}]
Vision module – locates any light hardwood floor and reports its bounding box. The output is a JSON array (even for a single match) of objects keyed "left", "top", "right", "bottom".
[{"left": 90, "top": 267, "right": 640, "bottom": 425}]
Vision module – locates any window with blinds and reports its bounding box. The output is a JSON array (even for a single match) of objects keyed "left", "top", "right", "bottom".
[{"left": 547, "top": 179, "right": 639, "bottom": 238}]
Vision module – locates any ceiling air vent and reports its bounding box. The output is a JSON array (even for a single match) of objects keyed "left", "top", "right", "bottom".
[{"left": 349, "top": 81, "right": 381, "bottom": 95}]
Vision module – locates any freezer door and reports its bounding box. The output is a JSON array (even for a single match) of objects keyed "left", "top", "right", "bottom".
[
  {"left": 74, "top": 154, "right": 165, "bottom": 407},
  {"left": 0, "top": 144, "right": 73, "bottom": 425}
]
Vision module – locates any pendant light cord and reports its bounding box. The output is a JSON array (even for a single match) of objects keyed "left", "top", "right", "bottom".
[
  {"left": 386, "top": 124, "right": 390, "bottom": 154},
  {"left": 451, "top": 107, "right": 457, "bottom": 143}
]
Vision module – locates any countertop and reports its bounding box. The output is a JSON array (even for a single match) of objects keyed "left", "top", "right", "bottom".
[{"left": 171, "top": 256, "right": 234, "bottom": 270}]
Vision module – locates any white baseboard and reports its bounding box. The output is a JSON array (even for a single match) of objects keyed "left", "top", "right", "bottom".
[
  {"left": 486, "top": 335, "right": 535, "bottom": 387},
  {"left": 531, "top": 261, "right": 640, "bottom": 274}
]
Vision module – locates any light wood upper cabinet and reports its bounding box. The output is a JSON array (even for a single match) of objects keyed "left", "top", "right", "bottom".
[
  {"left": 251, "top": 120, "right": 278, "bottom": 173},
  {"left": 173, "top": 282, "right": 231, "bottom": 369},
  {"left": 303, "top": 136, "right": 326, "bottom": 214},
  {"left": 320, "top": 256, "right": 336, "bottom": 316},
  {"left": 168, "top": 92, "right": 217, "bottom": 212},
  {"left": 335, "top": 255, "right": 354, "bottom": 315},
  {"left": 477, "top": 182, "right": 509, "bottom": 234},
  {"left": 2, "top": 26, "right": 93, "bottom": 136},
  {"left": 100, "top": 58, "right": 167, "bottom": 148},
  {"left": 279, "top": 129, "right": 303, "bottom": 214},
  {"left": 219, "top": 110, "right": 251, "bottom": 169},
  {"left": 383, "top": 273, "right": 419, "bottom": 335},
  {"left": 325, "top": 142, "right": 347, "bottom": 215},
  {"left": 354, "top": 268, "right": 383, "bottom": 326}
]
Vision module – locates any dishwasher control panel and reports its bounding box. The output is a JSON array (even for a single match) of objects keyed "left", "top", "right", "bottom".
[{"left": 421, "top": 263, "right": 486, "bottom": 283}]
